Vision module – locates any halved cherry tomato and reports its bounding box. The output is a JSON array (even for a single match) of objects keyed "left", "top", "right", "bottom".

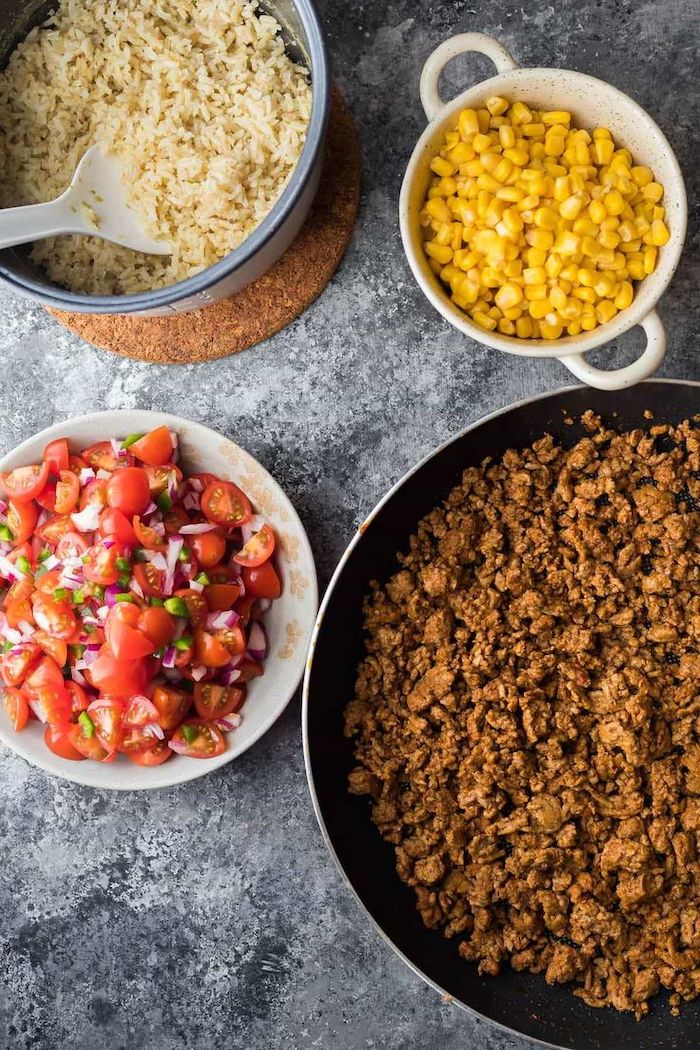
[
  {"left": 144, "top": 464, "right": 182, "bottom": 496},
  {"left": 88, "top": 697, "right": 123, "bottom": 752},
  {"left": 163, "top": 504, "right": 189, "bottom": 535},
  {"left": 129, "top": 427, "right": 173, "bottom": 466},
  {"left": 5, "top": 596, "right": 34, "bottom": 629},
  {"left": 98, "top": 507, "right": 137, "bottom": 547},
  {"left": 32, "top": 594, "right": 77, "bottom": 641},
  {"left": 68, "top": 454, "right": 87, "bottom": 474},
  {"left": 35, "top": 569, "right": 63, "bottom": 595},
  {"left": 119, "top": 723, "right": 163, "bottom": 753},
  {"left": 4, "top": 687, "right": 29, "bottom": 731},
  {"left": 127, "top": 738, "right": 173, "bottom": 765},
  {"left": 151, "top": 684, "right": 192, "bottom": 731},
  {"left": 235, "top": 594, "right": 257, "bottom": 628},
  {"left": 55, "top": 471, "right": 80, "bottom": 514},
  {"left": 24, "top": 654, "right": 64, "bottom": 694},
  {"left": 36, "top": 515, "right": 74, "bottom": 547},
  {"left": 79, "top": 479, "right": 108, "bottom": 511},
  {"left": 134, "top": 562, "right": 165, "bottom": 598},
  {"left": 170, "top": 719, "right": 225, "bottom": 758},
  {"left": 139, "top": 606, "right": 175, "bottom": 649},
  {"left": 66, "top": 680, "right": 90, "bottom": 715},
  {"left": 34, "top": 631, "right": 68, "bottom": 668},
  {"left": 204, "top": 581, "right": 243, "bottom": 611},
  {"left": 35, "top": 483, "right": 57, "bottom": 512},
  {"left": 193, "top": 627, "right": 232, "bottom": 668},
  {"left": 190, "top": 531, "right": 226, "bottom": 568},
  {"left": 82, "top": 543, "right": 121, "bottom": 586},
  {"left": 133, "top": 516, "right": 166, "bottom": 551},
  {"left": 189, "top": 472, "right": 219, "bottom": 491},
  {"left": 82, "top": 441, "right": 121, "bottom": 472},
  {"left": 123, "top": 694, "right": 159, "bottom": 727},
  {"left": 105, "top": 603, "right": 156, "bottom": 661},
  {"left": 174, "top": 589, "right": 208, "bottom": 627},
  {"left": 68, "top": 720, "right": 109, "bottom": 760},
  {"left": 24, "top": 657, "right": 71, "bottom": 725},
  {"left": 44, "top": 724, "right": 85, "bottom": 759},
  {"left": 174, "top": 640, "right": 194, "bottom": 668},
  {"left": 87, "top": 646, "right": 150, "bottom": 696},
  {"left": 206, "top": 563, "right": 237, "bottom": 584},
  {"left": 1, "top": 644, "right": 41, "bottom": 687},
  {"left": 215, "top": 624, "right": 247, "bottom": 659},
  {"left": 201, "top": 480, "right": 252, "bottom": 528},
  {"left": 106, "top": 468, "right": 150, "bottom": 517},
  {"left": 233, "top": 524, "right": 275, "bottom": 568},
  {"left": 3, "top": 575, "right": 33, "bottom": 607},
  {"left": 43, "top": 439, "right": 70, "bottom": 476},
  {"left": 56, "top": 530, "right": 89, "bottom": 561},
  {"left": 238, "top": 657, "right": 264, "bottom": 682},
  {"left": 193, "top": 682, "right": 246, "bottom": 720},
  {"left": 242, "top": 561, "right": 282, "bottom": 600},
  {"left": 0, "top": 462, "right": 49, "bottom": 503},
  {"left": 6, "top": 499, "right": 38, "bottom": 546}
]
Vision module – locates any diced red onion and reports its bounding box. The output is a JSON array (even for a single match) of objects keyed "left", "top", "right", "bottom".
[
  {"left": 247, "top": 621, "right": 267, "bottom": 660},
  {"left": 97, "top": 605, "right": 109, "bottom": 622},
  {"left": 130, "top": 577, "right": 144, "bottom": 599},
  {"left": 142, "top": 550, "right": 167, "bottom": 570},
  {"left": 143, "top": 501, "right": 158, "bottom": 517},
  {"left": 179, "top": 523, "right": 216, "bottom": 535},
  {"left": 257, "top": 598, "right": 271, "bottom": 613},
  {"left": 145, "top": 721, "right": 165, "bottom": 741},
  {"left": 219, "top": 666, "right": 241, "bottom": 686},
  {"left": 18, "top": 621, "right": 35, "bottom": 638},
  {"left": 110, "top": 438, "right": 128, "bottom": 460},
  {"left": 0, "top": 542, "right": 11, "bottom": 558},
  {"left": 71, "top": 668, "right": 87, "bottom": 685},
  {"left": 3, "top": 626, "right": 22, "bottom": 644},
  {"left": 0, "top": 555, "right": 24, "bottom": 581},
  {"left": 164, "top": 537, "right": 183, "bottom": 597},
  {"left": 216, "top": 714, "right": 242, "bottom": 731},
  {"left": 43, "top": 554, "right": 60, "bottom": 570},
  {"left": 0, "top": 500, "right": 7, "bottom": 515},
  {"left": 206, "top": 610, "right": 239, "bottom": 631},
  {"left": 183, "top": 493, "right": 200, "bottom": 511},
  {"left": 71, "top": 503, "right": 102, "bottom": 532},
  {"left": 189, "top": 664, "right": 207, "bottom": 682},
  {"left": 36, "top": 509, "right": 49, "bottom": 528},
  {"left": 161, "top": 646, "right": 176, "bottom": 669},
  {"left": 104, "top": 584, "right": 123, "bottom": 607},
  {"left": 78, "top": 468, "right": 95, "bottom": 486},
  {"left": 96, "top": 468, "right": 112, "bottom": 480},
  {"left": 28, "top": 698, "right": 47, "bottom": 723},
  {"left": 102, "top": 538, "right": 116, "bottom": 549},
  {"left": 188, "top": 477, "right": 204, "bottom": 493},
  {"left": 167, "top": 472, "right": 179, "bottom": 499},
  {"left": 59, "top": 574, "right": 83, "bottom": 591},
  {"left": 168, "top": 737, "right": 189, "bottom": 754},
  {"left": 189, "top": 579, "right": 204, "bottom": 594},
  {"left": 240, "top": 514, "right": 267, "bottom": 545}
]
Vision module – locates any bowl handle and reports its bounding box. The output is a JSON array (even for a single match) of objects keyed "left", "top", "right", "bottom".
[
  {"left": 557, "top": 310, "right": 666, "bottom": 390},
  {"left": 420, "top": 33, "right": 519, "bottom": 121}
]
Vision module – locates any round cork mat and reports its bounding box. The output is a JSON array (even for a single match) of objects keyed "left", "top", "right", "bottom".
[{"left": 48, "top": 86, "right": 360, "bottom": 364}]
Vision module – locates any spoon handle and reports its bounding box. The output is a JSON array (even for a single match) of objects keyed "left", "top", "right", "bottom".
[{"left": 0, "top": 195, "right": 85, "bottom": 249}]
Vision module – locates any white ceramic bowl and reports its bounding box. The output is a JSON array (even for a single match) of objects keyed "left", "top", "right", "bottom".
[
  {"left": 399, "top": 33, "right": 687, "bottom": 390},
  {"left": 0, "top": 410, "right": 318, "bottom": 790}
]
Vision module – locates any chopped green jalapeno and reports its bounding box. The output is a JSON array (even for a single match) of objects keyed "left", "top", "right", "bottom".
[
  {"left": 174, "top": 636, "right": 193, "bottom": 651},
  {"left": 164, "top": 597, "right": 189, "bottom": 617},
  {"left": 156, "top": 492, "right": 172, "bottom": 513},
  {"left": 181, "top": 724, "right": 198, "bottom": 744},
  {"left": 53, "top": 587, "right": 68, "bottom": 601},
  {"left": 78, "top": 711, "right": 95, "bottom": 738},
  {"left": 121, "top": 433, "right": 145, "bottom": 449},
  {"left": 0, "top": 525, "right": 14, "bottom": 542}
]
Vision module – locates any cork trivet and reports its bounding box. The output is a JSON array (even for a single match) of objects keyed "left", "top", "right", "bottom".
[{"left": 48, "top": 86, "right": 360, "bottom": 364}]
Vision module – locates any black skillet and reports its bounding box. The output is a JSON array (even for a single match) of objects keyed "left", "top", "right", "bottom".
[{"left": 303, "top": 380, "right": 700, "bottom": 1050}]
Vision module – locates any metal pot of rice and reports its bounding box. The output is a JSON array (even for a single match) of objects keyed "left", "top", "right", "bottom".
[{"left": 0, "top": 0, "right": 330, "bottom": 314}]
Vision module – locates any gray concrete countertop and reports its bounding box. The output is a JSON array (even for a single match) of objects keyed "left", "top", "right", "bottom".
[{"left": 0, "top": 1, "right": 697, "bottom": 1048}]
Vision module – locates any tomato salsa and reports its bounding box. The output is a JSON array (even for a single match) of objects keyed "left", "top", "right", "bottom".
[{"left": 0, "top": 427, "right": 281, "bottom": 763}]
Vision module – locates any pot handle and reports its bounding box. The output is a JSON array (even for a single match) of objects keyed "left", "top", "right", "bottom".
[
  {"left": 557, "top": 310, "right": 666, "bottom": 390},
  {"left": 420, "top": 33, "right": 519, "bottom": 121}
]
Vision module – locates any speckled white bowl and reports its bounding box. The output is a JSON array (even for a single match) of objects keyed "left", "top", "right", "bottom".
[
  {"left": 0, "top": 410, "right": 318, "bottom": 790},
  {"left": 400, "top": 33, "right": 687, "bottom": 390}
]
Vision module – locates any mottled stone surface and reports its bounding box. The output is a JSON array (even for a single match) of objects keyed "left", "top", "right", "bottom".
[{"left": 0, "top": 1, "right": 698, "bottom": 1048}]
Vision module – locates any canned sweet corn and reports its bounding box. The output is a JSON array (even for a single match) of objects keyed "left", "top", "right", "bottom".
[{"left": 419, "top": 97, "right": 669, "bottom": 341}]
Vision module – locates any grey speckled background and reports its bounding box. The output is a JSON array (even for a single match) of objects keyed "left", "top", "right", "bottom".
[{"left": 0, "top": 1, "right": 698, "bottom": 1048}]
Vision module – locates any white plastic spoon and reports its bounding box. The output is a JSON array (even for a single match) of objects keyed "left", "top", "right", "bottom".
[{"left": 0, "top": 145, "right": 171, "bottom": 255}]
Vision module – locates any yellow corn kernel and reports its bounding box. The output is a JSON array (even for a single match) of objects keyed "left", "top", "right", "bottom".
[
  {"left": 614, "top": 281, "right": 634, "bottom": 310},
  {"left": 573, "top": 217, "right": 599, "bottom": 238},
  {"left": 545, "top": 254, "right": 563, "bottom": 278},
  {"left": 553, "top": 230, "right": 581, "bottom": 256},
  {"left": 567, "top": 321, "right": 582, "bottom": 336},
  {"left": 596, "top": 247, "right": 615, "bottom": 268},
  {"left": 472, "top": 132, "right": 493, "bottom": 154},
  {"left": 560, "top": 263, "right": 580, "bottom": 283},
  {"left": 598, "top": 229, "right": 621, "bottom": 250},
  {"left": 577, "top": 268, "right": 596, "bottom": 288},
  {"left": 472, "top": 229, "right": 507, "bottom": 258},
  {"left": 542, "top": 110, "right": 571, "bottom": 126},
  {"left": 472, "top": 310, "right": 497, "bottom": 331},
  {"left": 592, "top": 138, "right": 615, "bottom": 165},
  {"left": 494, "top": 282, "right": 524, "bottom": 311},
  {"left": 424, "top": 241, "right": 453, "bottom": 264},
  {"left": 544, "top": 134, "right": 566, "bottom": 158},
  {"left": 643, "top": 182, "right": 664, "bottom": 203},
  {"left": 646, "top": 219, "right": 669, "bottom": 246},
  {"left": 502, "top": 306, "right": 522, "bottom": 321},
  {"left": 521, "top": 123, "right": 545, "bottom": 137},
  {"left": 526, "top": 247, "right": 546, "bottom": 268},
  {"left": 525, "top": 284, "right": 547, "bottom": 301},
  {"left": 604, "top": 190, "right": 625, "bottom": 216},
  {"left": 451, "top": 223, "right": 464, "bottom": 250},
  {"left": 523, "top": 266, "right": 547, "bottom": 286},
  {"left": 498, "top": 124, "right": 516, "bottom": 149},
  {"left": 503, "top": 147, "right": 529, "bottom": 166},
  {"left": 552, "top": 176, "right": 570, "bottom": 202},
  {"left": 480, "top": 152, "right": 501, "bottom": 174},
  {"left": 493, "top": 158, "right": 514, "bottom": 183},
  {"left": 628, "top": 259, "right": 645, "bottom": 280},
  {"left": 528, "top": 299, "right": 550, "bottom": 319},
  {"left": 540, "top": 321, "right": 563, "bottom": 340},
  {"left": 477, "top": 109, "right": 491, "bottom": 133},
  {"left": 430, "top": 156, "right": 455, "bottom": 178},
  {"left": 531, "top": 206, "right": 557, "bottom": 230},
  {"left": 643, "top": 246, "right": 658, "bottom": 274},
  {"left": 495, "top": 186, "right": 524, "bottom": 203},
  {"left": 629, "top": 165, "right": 652, "bottom": 187},
  {"left": 596, "top": 300, "right": 618, "bottom": 325},
  {"left": 434, "top": 223, "right": 454, "bottom": 246},
  {"left": 652, "top": 205, "right": 665, "bottom": 221},
  {"left": 561, "top": 297, "right": 583, "bottom": 320},
  {"left": 549, "top": 286, "right": 568, "bottom": 311},
  {"left": 525, "top": 229, "right": 554, "bottom": 250},
  {"left": 486, "top": 95, "right": 509, "bottom": 116},
  {"left": 515, "top": 316, "right": 534, "bottom": 338},
  {"left": 496, "top": 318, "right": 515, "bottom": 335},
  {"left": 502, "top": 206, "right": 524, "bottom": 235},
  {"left": 427, "top": 258, "right": 442, "bottom": 275},
  {"left": 476, "top": 173, "right": 502, "bottom": 193},
  {"left": 588, "top": 199, "right": 606, "bottom": 224},
  {"left": 607, "top": 252, "right": 626, "bottom": 271},
  {"left": 448, "top": 141, "right": 476, "bottom": 165},
  {"left": 559, "top": 193, "right": 587, "bottom": 220},
  {"left": 425, "top": 197, "right": 451, "bottom": 223},
  {"left": 592, "top": 127, "right": 612, "bottom": 140},
  {"left": 458, "top": 108, "right": 480, "bottom": 138},
  {"left": 510, "top": 101, "right": 533, "bottom": 124},
  {"left": 620, "top": 238, "right": 642, "bottom": 253}
]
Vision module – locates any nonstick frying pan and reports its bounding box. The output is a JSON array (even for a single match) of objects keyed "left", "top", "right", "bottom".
[{"left": 303, "top": 380, "right": 700, "bottom": 1050}]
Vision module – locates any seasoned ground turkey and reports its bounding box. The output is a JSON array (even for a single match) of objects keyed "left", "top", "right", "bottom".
[{"left": 345, "top": 412, "right": 700, "bottom": 1018}]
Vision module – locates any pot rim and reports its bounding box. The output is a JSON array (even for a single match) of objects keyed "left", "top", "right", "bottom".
[
  {"left": 399, "top": 59, "right": 687, "bottom": 360},
  {"left": 0, "top": 0, "right": 330, "bottom": 314}
]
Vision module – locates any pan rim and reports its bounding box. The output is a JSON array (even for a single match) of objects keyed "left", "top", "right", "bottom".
[{"left": 302, "top": 377, "right": 700, "bottom": 1050}]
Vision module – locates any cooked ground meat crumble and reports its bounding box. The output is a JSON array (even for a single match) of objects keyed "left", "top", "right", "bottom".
[{"left": 345, "top": 412, "right": 700, "bottom": 1018}]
